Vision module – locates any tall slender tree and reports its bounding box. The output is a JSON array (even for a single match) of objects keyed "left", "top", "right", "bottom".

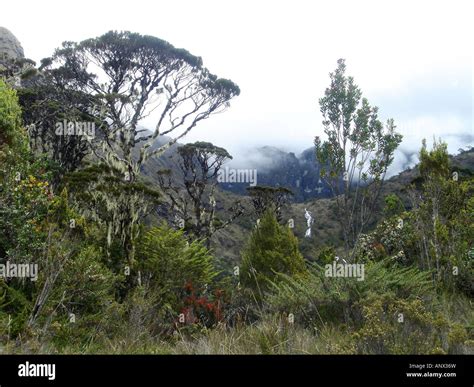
[{"left": 315, "top": 59, "right": 402, "bottom": 257}]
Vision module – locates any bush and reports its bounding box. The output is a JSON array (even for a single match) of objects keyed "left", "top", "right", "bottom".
[
  {"left": 36, "top": 245, "right": 118, "bottom": 349},
  {"left": 352, "top": 294, "right": 439, "bottom": 354},
  {"left": 135, "top": 225, "right": 220, "bottom": 333}
]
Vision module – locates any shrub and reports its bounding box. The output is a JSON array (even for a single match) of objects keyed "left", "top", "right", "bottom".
[
  {"left": 135, "top": 225, "right": 220, "bottom": 333},
  {"left": 353, "top": 294, "right": 442, "bottom": 354},
  {"left": 36, "top": 245, "right": 118, "bottom": 349}
]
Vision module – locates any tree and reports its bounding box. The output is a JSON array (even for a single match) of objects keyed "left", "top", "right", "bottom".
[
  {"left": 315, "top": 59, "right": 402, "bottom": 256},
  {"left": 40, "top": 31, "right": 240, "bottom": 264},
  {"left": 41, "top": 31, "right": 240, "bottom": 181},
  {"left": 246, "top": 185, "right": 293, "bottom": 223},
  {"left": 0, "top": 79, "right": 28, "bottom": 160},
  {"left": 157, "top": 142, "right": 244, "bottom": 247},
  {"left": 408, "top": 139, "right": 473, "bottom": 290},
  {"left": 241, "top": 210, "right": 306, "bottom": 295},
  {"left": 64, "top": 163, "right": 161, "bottom": 266},
  {"left": 0, "top": 54, "right": 37, "bottom": 89},
  {"left": 383, "top": 193, "right": 405, "bottom": 218},
  {"left": 17, "top": 81, "right": 99, "bottom": 182}
]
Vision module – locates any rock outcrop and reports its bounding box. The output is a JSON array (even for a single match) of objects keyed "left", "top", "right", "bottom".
[
  {"left": 0, "top": 27, "right": 24, "bottom": 62},
  {"left": 0, "top": 27, "right": 38, "bottom": 88}
]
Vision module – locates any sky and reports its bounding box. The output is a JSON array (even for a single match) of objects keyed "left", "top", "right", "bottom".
[{"left": 2, "top": 0, "right": 473, "bottom": 174}]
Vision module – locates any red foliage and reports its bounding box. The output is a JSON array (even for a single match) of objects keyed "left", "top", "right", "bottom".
[{"left": 178, "top": 281, "right": 225, "bottom": 327}]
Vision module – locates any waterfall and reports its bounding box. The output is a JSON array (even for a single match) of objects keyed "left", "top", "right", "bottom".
[{"left": 304, "top": 208, "right": 313, "bottom": 238}]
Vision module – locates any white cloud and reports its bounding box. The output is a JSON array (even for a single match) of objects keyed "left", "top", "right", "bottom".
[{"left": 1, "top": 0, "right": 472, "bottom": 173}]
